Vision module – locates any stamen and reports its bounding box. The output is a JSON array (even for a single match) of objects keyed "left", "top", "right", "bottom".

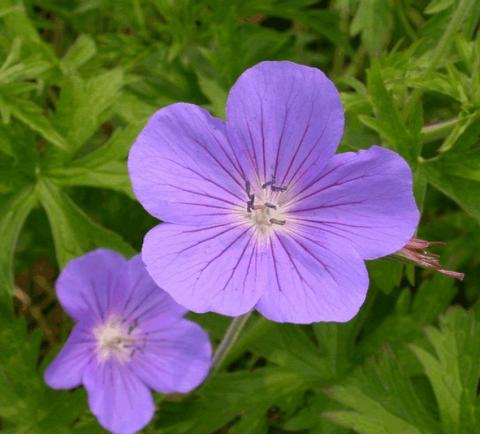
[
  {"left": 245, "top": 180, "right": 251, "bottom": 195},
  {"left": 262, "top": 180, "right": 273, "bottom": 189},
  {"left": 270, "top": 218, "right": 286, "bottom": 225},
  {"left": 264, "top": 202, "right": 277, "bottom": 209},
  {"left": 271, "top": 185, "right": 287, "bottom": 192}
]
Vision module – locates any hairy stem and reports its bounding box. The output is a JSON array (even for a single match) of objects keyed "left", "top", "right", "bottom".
[{"left": 211, "top": 312, "right": 252, "bottom": 373}]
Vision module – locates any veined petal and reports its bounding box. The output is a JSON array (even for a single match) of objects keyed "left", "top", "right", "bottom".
[
  {"left": 288, "top": 146, "right": 420, "bottom": 259},
  {"left": 256, "top": 232, "right": 368, "bottom": 324},
  {"left": 132, "top": 319, "right": 211, "bottom": 394},
  {"left": 121, "top": 255, "right": 187, "bottom": 324},
  {"left": 83, "top": 360, "right": 154, "bottom": 434},
  {"left": 226, "top": 61, "right": 343, "bottom": 188},
  {"left": 142, "top": 223, "right": 266, "bottom": 316},
  {"left": 128, "top": 103, "right": 246, "bottom": 225},
  {"left": 56, "top": 249, "right": 128, "bottom": 321},
  {"left": 44, "top": 323, "right": 95, "bottom": 389}
]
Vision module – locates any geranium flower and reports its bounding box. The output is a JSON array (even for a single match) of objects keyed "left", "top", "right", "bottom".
[
  {"left": 128, "top": 61, "right": 419, "bottom": 324},
  {"left": 44, "top": 249, "right": 211, "bottom": 434}
]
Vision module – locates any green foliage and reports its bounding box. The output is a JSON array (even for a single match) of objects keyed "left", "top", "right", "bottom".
[{"left": 0, "top": 0, "right": 479, "bottom": 433}]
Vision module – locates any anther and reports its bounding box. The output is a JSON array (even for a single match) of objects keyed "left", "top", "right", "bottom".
[
  {"left": 271, "top": 185, "right": 287, "bottom": 192},
  {"left": 264, "top": 202, "right": 277, "bottom": 209},
  {"left": 270, "top": 218, "right": 286, "bottom": 225},
  {"left": 262, "top": 180, "right": 273, "bottom": 189},
  {"left": 245, "top": 180, "right": 251, "bottom": 195}
]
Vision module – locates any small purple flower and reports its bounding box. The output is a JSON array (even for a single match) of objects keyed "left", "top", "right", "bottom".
[
  {"left": 44, "top": 249, "right": 211, "bottom": 434},
  {"left": 128, "top": 61, "right": 419, "bottom": 324}
]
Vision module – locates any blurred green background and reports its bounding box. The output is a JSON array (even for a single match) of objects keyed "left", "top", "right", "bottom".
[{"left": 1, "top": 0, "right": 480, "bottom": 433}]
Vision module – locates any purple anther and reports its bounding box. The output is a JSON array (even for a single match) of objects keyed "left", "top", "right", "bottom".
[{"left": 264, "top": 203, "right": 277, "bottom": 209}]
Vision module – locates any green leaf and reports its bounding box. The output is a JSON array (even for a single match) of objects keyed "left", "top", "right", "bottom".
[
  {"left": 53, "top": 69, "right": 124, "bottom": 152},
  {"left": 368, "top": 259, "right": 404, "bottom": 294},
  {"left": 48, "top": 161, "right": 132, "bottom": 197},
  {"left": 1, "top": 95, "right": 68, "bottom": 150},
  {"left": 365, "top": 62, "right": 418, "bottom": 162},
  {"left": 410, "top": 308, "right": 480, "bottom": 433},
  {"left": 425, "top": 0, "right": 455, "bottom": 14},
  {"left": 197, "top": 73, "right": 227, "bottom": 118},
  {"left": 0, "top": 186, "right": 36, "bottom": 296},
  {"left": 421, "top": 123, "right": 480, "bottom": 223},
  {"left": 37, "top": 179, "right": 134, "bottom": 268},
  {"left": 351, "top": 0, "right": 393, "bottom": 56},
  {"left": 0, "top": 308, "right": 86, "bottom": 433},
  {"left": 326, "top": 349, "right": 439, "bottom": 434},
  {"left": 60, "top": 34, "right": 97, "bottom": 74},
  {"left": 157, "top": 368, "right": 305, "bottom": 434}
]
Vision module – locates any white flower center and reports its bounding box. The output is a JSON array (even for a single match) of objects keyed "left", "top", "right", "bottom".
[
  {"left": 244, "top": 179, "right": 288, "bottom": 237},
  {"left": 93, "top": 316, "right": 141, "bottom": 363}
]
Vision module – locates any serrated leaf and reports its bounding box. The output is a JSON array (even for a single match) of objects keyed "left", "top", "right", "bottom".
[
  {"left": 53, "top": 69, "right": 124, "bottom": 152},
  {"left": 47, "top": 161, "right": 132, "bottom": 197},
  {"left": 0, "top": 186, "right": 36, "bottom": 295},
  {"left": 157, "top": 368, "right": 305, "bottom": 434},
  {"left": 37, "top": 179, "right": 134, "bottom": 268},
  {"left": 351, "top": 0, "right": 393, "bottom": 56},
  {"left": 326, "top": 349, "right": 439, "bottom": 434},
  {"left": 0, "top": 309, "right": 86, "bottom": 433},
  {"left": 421, "top": 123, "right": 480, "bottom": 223},
  {"left": 1, "top": 95, "right": 68, "bottom": 150},
  {"left": 410, "top": 308, "right": 480, "bottom": 434},
  {"left": 60, "top": 34, "right": 97, "bottom": 74},
  {"left": 366, "top": 63, "right": 418, "bottom": 162}
]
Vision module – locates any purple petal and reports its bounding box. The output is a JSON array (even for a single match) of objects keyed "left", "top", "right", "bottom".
[
  {"left": 83, "top": 360, "right": 155, "bottom": 434},
  {"left": 56, "top": 249, "right": 128, "bottom": 321},
  {"left": 226, "top": 61, "right": 343, "bottom": 187},
  {"left": 142, "top": 223, "right": 266, "bottom": 316},
  {"left": 44, "top": 323, "right": 95, "bottom": 389},
  {"left": 255, "top": 232, "right": 368, "bottom": 323},
  {"left": 128, "top": 103, "right": 246, "bottom": 225},
  {"left": 288, "top": 146, "right": 420, "bottom": 259},
  {"left": 121, "top": 255, "right": 187, "bottom": 323},
  {"left": 132, "top": 319, "right": 211, "bottom": 394}
]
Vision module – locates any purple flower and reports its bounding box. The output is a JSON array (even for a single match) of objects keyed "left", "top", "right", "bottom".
[
  {"left": 128, "top": 61, "right": 419, "bottom": 324},
  {"left": 44, "top": 249, "right": 212, "bottom": 434}
]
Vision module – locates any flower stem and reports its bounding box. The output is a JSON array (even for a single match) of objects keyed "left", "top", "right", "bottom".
[{"left": 211, "top": 312, "right": 252, "bottom": 373}]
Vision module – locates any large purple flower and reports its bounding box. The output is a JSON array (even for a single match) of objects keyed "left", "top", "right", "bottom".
[
  {"left": 44, "top": 249, "right": 211, "bottom": 434},
  {"left": 128, "top": 61, "right": 419, "bottom": 324}
]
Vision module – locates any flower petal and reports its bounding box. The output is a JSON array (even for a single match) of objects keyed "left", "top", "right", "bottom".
[
  {"left": 132, "top": 319, "right": 211, "bottom": 394},
  {"left": 142, "top": 223, "right": 266, "bottom": 316},
  {"left": 121, "top": 255, "right": 187, "bottom": 323},
  {"left": 226, "top": 61, "right": 343, "bottom": 187},
  {"left": 128, "top": 103, "right": 246, "bottom": 225},
  {"left": 83, "top": 360, "right": 155, "bottom": 434},
  {"left": 255, "top": 231, "right": 368, "bottom": 324},
  {"left": 56, "top": 249, "right": 128, "bottom": 321},
  {"left": 288, "top": 146, "right": 420, "bottom": 259},
  {"left": 44, "top": 323, "right": 95, "bottom": 389}
]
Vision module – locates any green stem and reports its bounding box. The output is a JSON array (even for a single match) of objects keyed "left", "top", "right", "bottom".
[
  {"left": 210, "top": 312, "right": 252, "bottom": 373},
  {"left": 397, "top": 0, "right": 417, "bottom": 42},
  {"left": 404, "top": 0, "right": 476, "bottom": 119},
  {"left": 421, "top": 117, "right": 458, "bottom": 143}
]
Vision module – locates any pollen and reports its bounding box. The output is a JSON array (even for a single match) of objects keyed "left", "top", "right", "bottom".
[
  {"left": 93, "top": 316, "right": 142, "bottom": 363},
  {"left": 244, "top": 178, "right": 288, "bottom": 236}
]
